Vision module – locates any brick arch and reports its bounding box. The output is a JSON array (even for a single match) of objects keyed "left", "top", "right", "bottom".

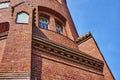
[
  {"left": 38, "top": 6, "right": 66, "bottom": 22},
  {"left": 0, "top": 22, "right": 9, "bottom": 33},
  {"left": 38, "top": 6, "right": 67, "bottom": 36}
]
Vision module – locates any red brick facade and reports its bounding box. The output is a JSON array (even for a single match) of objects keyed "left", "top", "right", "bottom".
[
  {"left": 0, "top": 0, "right": 114, "bottom": 80},
  {"left": 78, "top": 35, "right": 114, "bottom": 80},
  {"left": 0, "top": 22, "right": 9, "bottom": 33}
]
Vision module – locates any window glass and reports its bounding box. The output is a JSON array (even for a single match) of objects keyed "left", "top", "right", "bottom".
[
  {"left": 16, "top": 12, "right": 29, "bottom": 24},
  {"left": 0, "top": 2, "right": 10, "bottom": 9},
  {"left": 56, "top": 24, "right": 62, "bottom": 34},
  {"left": 39, "top": 17, "right": 49, "bottom": 29}
]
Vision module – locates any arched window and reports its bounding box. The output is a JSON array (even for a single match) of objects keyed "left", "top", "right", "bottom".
[
  {"left": 16, "top": 12, "right": 29, "bottom": 24},
  {"left": 39, "top": 17, "right": 49, "bottom": 29}
]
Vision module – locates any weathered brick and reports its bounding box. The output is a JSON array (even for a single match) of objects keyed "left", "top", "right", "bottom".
[{"left": 0, "top": 0, "right": 114, "bottom": 80}]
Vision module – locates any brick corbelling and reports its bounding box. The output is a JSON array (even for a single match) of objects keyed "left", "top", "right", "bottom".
[
  {"left": 32, "top": 35, "right": 104, "bottom": 72},
  {"left": 11, "top": 1, "right": 34, "bottom": 17}
]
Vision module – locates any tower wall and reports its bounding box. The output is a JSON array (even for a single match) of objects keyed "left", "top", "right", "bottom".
[
  {"left": 0, "top": 0, "right": 114, "bottom": 80},
  {"left": 27, "top": 0, "right": 79, "bottom": 41}
]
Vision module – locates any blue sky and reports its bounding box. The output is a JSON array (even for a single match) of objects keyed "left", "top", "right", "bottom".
[{"left": 67, "top": 0, "right": 120, "bottom": 80}]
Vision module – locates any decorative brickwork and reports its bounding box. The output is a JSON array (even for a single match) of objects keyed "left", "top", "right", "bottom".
[
  {"left": 0, "top": 0, "right": 114, "bottom": 80},
  {"left": 32, "top": 35, "right": 104, "bottom": 72}
]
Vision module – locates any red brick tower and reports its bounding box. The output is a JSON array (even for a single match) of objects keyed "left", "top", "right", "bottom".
[{"left": 0, "top": 0, "right": 114, "bottom": 80}]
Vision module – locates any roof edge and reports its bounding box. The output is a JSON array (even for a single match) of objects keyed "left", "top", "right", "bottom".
[
  {"left": 76, "top": 32, "right": 92, "bottom": 44},
  {"left": 77, "top": 32, "right": 115, "bottom": 80},
  {"left": 92, "top": 35, "right": 115, "bottom": 80}
]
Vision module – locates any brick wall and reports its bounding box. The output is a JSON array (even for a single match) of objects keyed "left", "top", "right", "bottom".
[
  {"left": 42, "top": 58, "right": 104, "bottom": 80},
  {"left": 27, "top": 0, "right": 79, "bottom": 41},
  {"left": 31, "top": 50, "right": 104, "bottom": 80},
  {"left": 0, "top": 2, "right": 33, "bottom": 73},
  {"left": 0, "top": 0, "right": 114, "bottom": 80},
  {"left": 0, "top": 39, "right": 6, "bottom": 63},
  {"left": 31, "top": 54, "right": 42, "bottom": 80},
  {"left": 78, "top": 38, "right": 114, "bottom": 80},
  {"left": 31, "top": 48, "right": 105, "bottom": 80},
  {"left": 33, "top": 26, "right": 79, "bottom": 50},
  {"left": 0, "top": 22, "right": 9, "bottom": 33},
  {"left": 0, "top": 1, "right": 11, "bottom": 23}
]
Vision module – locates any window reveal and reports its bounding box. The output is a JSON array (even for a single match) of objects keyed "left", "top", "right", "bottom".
[
  {"left": 56, "top": 23, "right": 62, "bottom": 34},
  {"left": 39, "top": 17, "right": 49, "bottom": 29},
  {"left": 16, "top": 12, "right": 29, "bottom": 24}
]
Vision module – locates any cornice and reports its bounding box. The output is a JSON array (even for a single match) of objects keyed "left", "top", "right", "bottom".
[
  {"left": 0, "top": 31, "right": 8, "bottom": 40},
  {"left": 32, "top": 35, "right": 104, "bottom": 72}
]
